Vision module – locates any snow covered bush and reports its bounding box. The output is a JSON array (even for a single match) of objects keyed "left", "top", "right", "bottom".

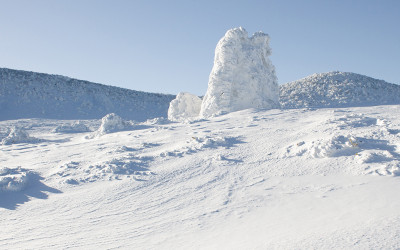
[
  {"left": 87, "top": 113, "right": 133, "bottom": 138},
  {"left": 0, "top": 167, "right": 30, "bottom": 192},
  {"left": 200, "top": 27, "right": 279, "bottom": 118},
  {"left": 52, "top": 121, "right": 90, "bottom": 133},
  {"left": 1, "top": 126, "right": 39, "bottom": 145},
  {"left": 168, "top": 92, "right": 202, "bottom": 122}
]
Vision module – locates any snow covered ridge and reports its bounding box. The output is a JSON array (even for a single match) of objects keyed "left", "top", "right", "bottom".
[
  {"left": 200, "top": 27, "right": 279, "bottom": 117},
  {"left": 280, "top": 71, "right": 400, "bottom": 109},
  {"left": 0, "top": 68, "right": 175, "bottom": 121}
]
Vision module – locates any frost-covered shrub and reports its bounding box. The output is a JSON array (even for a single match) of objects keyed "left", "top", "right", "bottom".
[
  {"left": 98, "top": 113, "right": 130, "bottom": 133},
  {"left": 87, "top": 113, "right": 133, "bottom": 138},
  {"left": 1, "top": 127, "right": 39, "bottom": 145},
  {"left": 200, "top": 27, "right": 279, "bottom": 118},
  {"left": 52, "top": 121, "right": 90, "bottom": 133},
  {"left": 0, "top": 167, "right": 30, "bottom": 192},
  {"left": 168, "top": 92, "right": 202, "bottom": 122}
]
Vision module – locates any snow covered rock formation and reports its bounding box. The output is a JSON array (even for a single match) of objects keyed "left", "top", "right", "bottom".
[
  {"left": 0, "top": 68, "right": 175, "bottom": 121},
  {"left": 200, "top": 27, "right": 279, "bottom": 117},
  {"left": 168, "top": 92, "right": 202, "bottom": 122},
  {"left": 280, "top": 71, "right": 400, "bottom": 109}
]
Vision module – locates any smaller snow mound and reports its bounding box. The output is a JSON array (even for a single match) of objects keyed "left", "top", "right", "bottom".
[
  {"left": 160, "top": 135, "right": 243, "bottom": 158},
  {"left": 143, "top": 117, "right": 170, "bottom": 125},
  {"left": 53, "top": 157, "right": 154, "bottom": 184},
  {"left": 1, "top": 127, "right": 40, "bottom": 145},
  {"left": 87, "top": 113, "right": 134, "bottom": 138},
  {"left": 326, "top": 113, "right": 377, "bottom": 129},
  {"left": 168, "top": 92, "right": 202, "bottom": 122},
  {"left": 0, "top": 167, "right": 30, "bottom": 192},
  {"left": 310, "top": 135, "right": 361, "bottom": 158},
  {"left": 283, "top": 135, "right": 360, "bottom": 158},
  {"left": 52, "top": 121, "right": 90, "bottom": 133}
]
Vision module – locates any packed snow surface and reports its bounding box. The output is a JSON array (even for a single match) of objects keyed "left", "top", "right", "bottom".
[
  {"left": 0, "top": 68, "right": 175, "bottom": 121},
  {"left": 1, "top": 105, "right": 400, "bottom": 248},
  {"left": 280, "top": 71, "right": 400, "bottom": 108},
  {"left": 168, "top": 92, "right": 202, "bottom": 122},
  {"left": 200, "top": 27, "right": 279, "bottom": 117}
]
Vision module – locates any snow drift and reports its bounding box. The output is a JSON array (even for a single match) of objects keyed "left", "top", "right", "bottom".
[
  {"left": 168, "top": 92, "right": 202, "bottom": 122},
  {"left": 280, "top": 71, "right": 400, "bottom": 109},
  {"left": 0, "top": 68, "right": 175, "bottom": 121},
  {"left": 200, "top": 27, "right": 279, "bottom": 117}
]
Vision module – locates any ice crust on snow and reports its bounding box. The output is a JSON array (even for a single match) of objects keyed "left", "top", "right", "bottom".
[
  {"left": 1, "top": 126, "right": 40, "bottom": 145},
  {"left": 168, "top": 92, "right": 202, "bottom": 122},
  {"left": 0, "top": 68, "right": 175, "bottom": 121},
  {"left": 0, "top": 167, "right": 30, "bottom": 192},
  {"left": 200, "top": 27, "right": 279, "bottom": 118},
  {"left": 280, "top": 71, "right": 400, "bottom": 109}
]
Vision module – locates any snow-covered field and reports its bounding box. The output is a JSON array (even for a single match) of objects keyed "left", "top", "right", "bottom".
[{"left": 1, "top": 105, "right": 400, "bottom": 249}]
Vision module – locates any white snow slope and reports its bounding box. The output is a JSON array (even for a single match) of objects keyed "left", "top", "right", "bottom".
[
  {"left": 1, "top": 104, "right": 400, "bottom": 249},
  {"left": 0, "top": 68, "right": 175, "bottom": 121},
  {"left": 280, "top": 71, "right": 400, "bottom": 109}
]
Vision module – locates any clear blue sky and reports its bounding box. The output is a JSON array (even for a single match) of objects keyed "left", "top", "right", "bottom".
[{"left": 1, "top": 0, "right": 399, "bottom": 95}]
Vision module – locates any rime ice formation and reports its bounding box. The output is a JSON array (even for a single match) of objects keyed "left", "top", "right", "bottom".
[
  {"left": 1, "top": 127, "right": 39, "bottom": 145},
  {"left": 200, "top": 27, "right": 279, "bottom": 117},
  {"left": 0, "top": 167, "right": 30, "bottom": 192},
  {"left": 86, "top": 113, "right": 133, "bottom": 138},
  {"left": 96, "top": 113, "right": 132, "bottom": 135},
  {"left": 168, "top": 92, "right": 202, "bottom": 122}
]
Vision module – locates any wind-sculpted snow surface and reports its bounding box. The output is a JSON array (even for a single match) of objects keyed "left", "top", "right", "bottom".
[
  {"left": 2, "top": 103, "right": 400, "bottom": 248},
  {"left": 280, "top": 71, "right": 400, "bottom": 109},
  {"left": 0, "top": 68, "right": 175, "bottom": 121},
  {"left": 200, "top": 27, "right": 279, "bottom": 117},
  {"left": 168, "top": 92, "right": 202, "bottom": 122}
]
